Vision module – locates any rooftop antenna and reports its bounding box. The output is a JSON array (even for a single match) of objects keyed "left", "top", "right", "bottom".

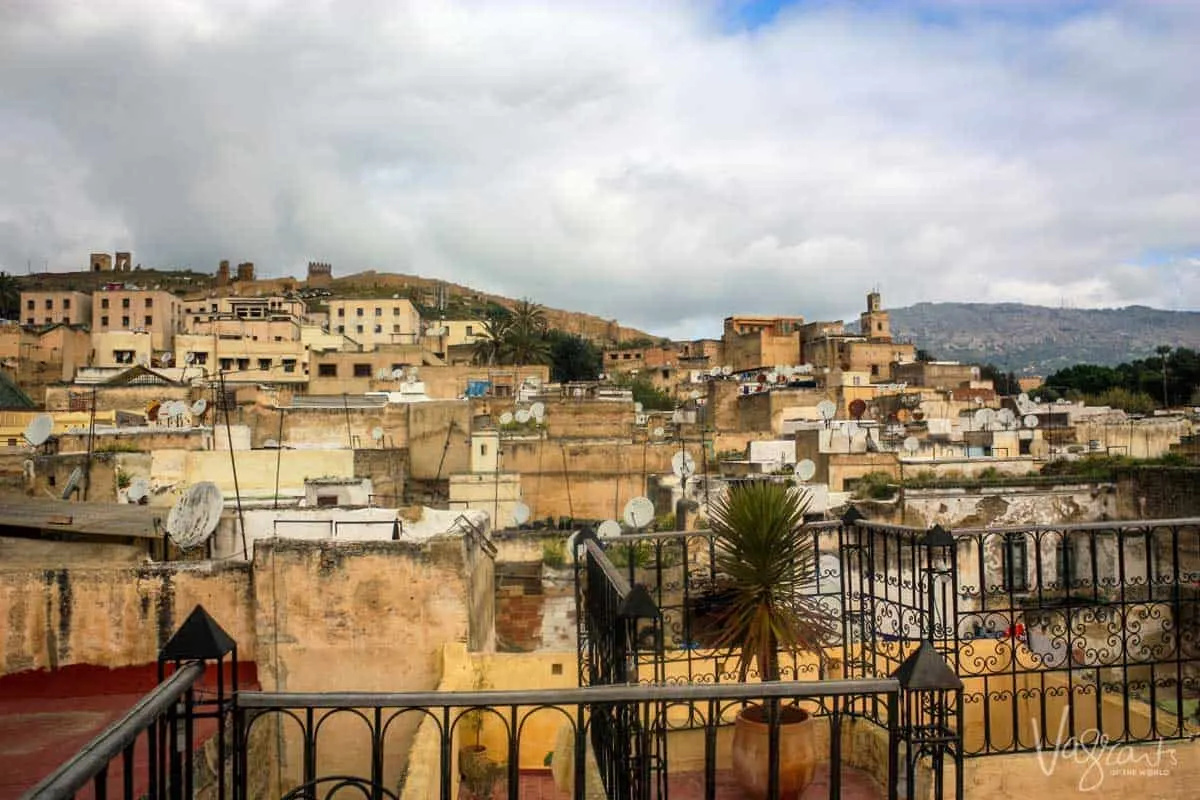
[
  {"left": 165, "top": 481, "right": 224, "bottom": 551},
  {"left": 23, "top": 414, "right": 53, "bottom": 448},
  {"left": 622, "top": 496, "right": 655, "bottom": 530}
]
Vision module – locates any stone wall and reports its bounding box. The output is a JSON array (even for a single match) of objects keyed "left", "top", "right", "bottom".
[
  {"left": 1119, "top": 467, "right": 1200, "bottom": 519},
  {"left": 902, "top": 484, "right": 1120, "bottom": 528}
]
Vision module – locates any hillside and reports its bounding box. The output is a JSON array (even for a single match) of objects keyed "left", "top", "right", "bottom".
[{"left": 881, "top": 303, "right": 1200, "bottom": 374}]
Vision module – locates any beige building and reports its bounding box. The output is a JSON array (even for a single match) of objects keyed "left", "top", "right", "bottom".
[
  {"left": 802, "top": 292, "right": 916, "bottom": 382},
  {"left": 174, "top": 332, "right": 309, "bottom": 383},
  {"left": 91, "top": 289, "right": 182, "bottom": 352},
  {"left": 90, "top": 330, "right": 155, "bottom": 369},
  {"left": 721, "top": 315, "right": 804, "bottom": 373},
  {"left": 180, "top": 295, "right": 307, "bottom": 330},
  {"left": 20, "top": 291, "right": 92, "bottom": 328},
  {"left": 892, "top": 361, "right": 981, "bottom": 390},
  {"left": 328, "top": 298, "right": 421, "bottom": 349}
]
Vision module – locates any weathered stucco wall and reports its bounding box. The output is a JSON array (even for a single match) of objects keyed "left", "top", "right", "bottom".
[
  {"left": 903, "top": 484, "right": 1120, "bottom": 528},
  {"left": 0, "top": 561, "right": 255, "bottom": 675}
]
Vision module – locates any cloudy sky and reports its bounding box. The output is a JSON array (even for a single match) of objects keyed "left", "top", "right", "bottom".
[{"left": 1, "top": 0, "right": 1197, "bottom": 338}]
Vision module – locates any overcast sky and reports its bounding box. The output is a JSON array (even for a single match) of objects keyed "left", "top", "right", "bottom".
[{"left": 1, "top": 0, "right": 1197, "bottom": 338}]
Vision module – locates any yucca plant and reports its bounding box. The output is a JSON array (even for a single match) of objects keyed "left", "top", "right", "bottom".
[{"left": 704, "top": 480, "right": 838, "bottom": 681}]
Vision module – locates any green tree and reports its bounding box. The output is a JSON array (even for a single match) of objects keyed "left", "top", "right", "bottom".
[
  {"left": 472, "top": 312, "right": 511, "bottom": 366},
  {"left": 547, "top": 330, "right": 602, "bottom": 382},
  {"left": 612, "top": 372, "right": 674, "bottom": 410},
  {"left": 0, "top": 272, "right": 19, "bottom": 320},
  {"left": 505, "top": 298, "right": 551, "bottom": 366}
]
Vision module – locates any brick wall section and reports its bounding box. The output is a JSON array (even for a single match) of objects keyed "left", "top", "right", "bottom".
[{"left": 1119, "top": 467, "right": 1200, "bottom": 519}]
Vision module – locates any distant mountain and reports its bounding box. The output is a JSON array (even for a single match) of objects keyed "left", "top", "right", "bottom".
[{"left": 879, "top": 303, "right": 1200, "bottom": 375}]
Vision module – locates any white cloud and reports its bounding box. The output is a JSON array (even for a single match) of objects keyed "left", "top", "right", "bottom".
[{"left": 0, "top": 0, "right": 1197, "bottom": 338}]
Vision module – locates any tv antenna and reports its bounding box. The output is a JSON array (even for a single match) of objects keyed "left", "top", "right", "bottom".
[
  {"left": 23, "top": 414, "right": 53, "bottom": 447},
  {"left": 622, "top": 496, "right": 655, "bottom": 530},
  {"left": 166, "top": 482, "right": 224, "bottom": 551}
]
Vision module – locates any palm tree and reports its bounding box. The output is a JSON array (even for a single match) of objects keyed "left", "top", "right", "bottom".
[
  {"left": 505, "top": 298, "right": 550, "bottom": 366},
  {"left": 704, "top": 480, "right": 837, "bottom": 681},
  {"left": 0, "top": 272, "right": 19, "bottom": 321},
  {"left": 472, "top": 314, "right": 511, "bottom": 366}
]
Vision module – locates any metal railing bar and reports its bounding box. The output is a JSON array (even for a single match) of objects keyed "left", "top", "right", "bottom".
[{"left": 238, "top": 678, "right": 901, "bottom": 709}]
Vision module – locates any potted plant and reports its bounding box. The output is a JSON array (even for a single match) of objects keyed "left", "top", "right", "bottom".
[
  {"left": 458, "top": 661, "right": 494, "bottom": 790},
  {"left": 703, "top": 480, "right": 839, "bottom": 800}
]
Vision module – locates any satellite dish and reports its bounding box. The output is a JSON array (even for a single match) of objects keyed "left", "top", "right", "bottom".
[
  {"left": 147, "top": 401, "right": 161, "bottom": 421},
  {"left": 1023, "top": 414, "right": 1040, "bottom": 428},
  {"left": 511, "top": 502, "right": 531, "bottom": 526},
  {"left": 849, "top": 399, "right": 867, "bottom": 420},
  {"left": 903, "top": 436, "right": 920, "bottom": 454},
  {"left": 371, "top": 426, "right": 384, "bottom": 442},
  {"left": 597, "top": 519, "right": 622, "bottom": 538},
  {"left": 997, "top": 408, "right": 1016, "bottom": 427},
  {"left": 160, "top": 352, "right": 173, "bottom": 366},
  {"left": 634, "top": 402, "right": 644, "bottom": 414},
  {"left": 184, "top": 352, "right": 196, "bottom": 365},
  {"left": 766, "top": 371, "right": 778, "bottom": 384},
  {"left": 796, "top": 459, "right": 816, "bottom": 481},
  {"left": 622, "top": 496, "right": 655, "bottom": 529},
  {"left": 721, "top": 365, "right": 732, "bottom": 376},
  {"left": 23, "top": 414, "right": 54, "bottom": 447},
  {"left": 652, "top": 426, "right": 666, "bottom": 439},
  {"left": 530, "top": 402, "right": 545, "bottom": 420},
  {"left": 127, "top": 478, "right": 149, "bottom": 503},
  {"left": 671, "top": 451, "right": 696, "bottom": 479},
  {"left": 975, "top": 408, "right": 996, "bottom": 429},
  {"left": 709, "top": 367, "right": 721, "bottom": 377},
  {"left": 191, "top": 398, "right": 208, "bottom": 416},
  {"left": 515, "top": 409, "right": 531, "bottom": 424},
  {"left": 61, "top": 467, "right": 84, "bottom": 499},
  {"left": 689, "top": 390, "right": 701, "bottom": 401},
  {"left": 391, "top": 368, "right": 405, "bottom": 380},
  {"left": 817, "top": 400, "right": 837, "bottom": 420},
  {"left": 1018, "top": 393, "right": 1031, "bottom": 406},
  {"left": 166, "top": 482, "right": 224, "bottom": 550},
  {"left": 499, "top": 411, "right": 514, "bottom": 425}
]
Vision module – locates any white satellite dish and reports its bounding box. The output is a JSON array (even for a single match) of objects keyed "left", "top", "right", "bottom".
[
  {"left": 1023, "top": 414, "right": 1040, "bottom": 428},
  {"left": 61, "top": 467, "right": 84, "bottom": 499},
  {"left": 160, "top": 352, "right": 173, "bottom": 366},
  {"left": 634, "top": 402, "right": 644, "bottom": 414},
  {"left": 766, "top": 371, "right": 778, "bottom": 384},
  {"left": 689, "top": 390, "right": 701, "bottom": 401},
  {"left": 191, "top": 398, "right": 208, "bottom": 416},
  {"left": 511, "top": 502, "right": 531, "bottom": 526},
  {"left": 996, "top": 408, "right": 1016, "bottom": 428},
  {"left": 166, "top": 482, "right": 224, "bottom": 550},
  {"left": 671, "top": 451, "right": 696, "bottom": 479},
  {"left": 796, "top": 459, "right": 816, "bottom": 481},
  {"left": 975, "top": 408, "right": 996, "bottom": 429},
  {"left": 391, "top": 368, "right": 405, "bottom": 380},
  {"left": 530, "top": 402, "right": 545, "bottom": 420},
  {"left": 903, "top": 436, "right": 920, "bottom": 454},
  {"left": 623, "top": 496, "right": 655, "bottom": 529},
  {"left": 1018, "top": 393, "right": 1031, "bottom": 406},
  {"left": 721, "top": 365, "right": 732, "bottom": 376},
  {"left": 817, "top": 400, "right": 837, "bottom": 420},
  {"left": 371, "top": 426, "right": 384, "bottom": 442},
  {"left": 499, "top": 412, "right": 514, "bottom": 425},
  {"left": 184, "top": 352, "right": 196, "bottom": 365},
  {"left": 127, "top": 478, "right": 150, "bottom": 503},
  {"left": 24, "top": 414, "right": 54, "bottom": 447},
  {"left": 515, "top": 409, "right": 531, "bottom": 424},
  {"left": 709, "top": 367, "right": 721, "bottom": 377},
  {"left": 597, "top": 519, "right": 622, "bottom": 539},
  {"left": 652, "top": 426, "right": 666, "bottom": 439}
]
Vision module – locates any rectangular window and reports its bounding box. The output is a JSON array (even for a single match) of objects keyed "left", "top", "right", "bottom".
[
  {"left": 1003, "top": 533, "right": 1029, "bottom": 593},
  {"left": 356, "top": 307, "right": 364, "bottom": 317},
  {"left": 113, "top": 350, "right": 134, "bottom": 364},
  {"left": 220, "top": 358, "right": 234, "bottom": 371},
  {"left": 318, "top": 363, "right": 337, "bottom": 377},
  {"left": 189, "top": 352, "right": 208, "bottom": 365},
  {"left": 45, "top": 299, "right": 53, "bottom": 309},
  {"left": 145, "top": 316, "right": 152, "bottom": 326},
  {"left": 63, "top": 298, "right": 71, "bottom": 310},
  {"left": 101, "top": 316, "right": 109, "bottom": 326},
  {"left": 466, "top": 325, "right": 473, "bottom": 335},
  {"left": 121, "top": 316, "right": 130, "bottom": 327},
  {"left": 316, "top": 495, "right": 338, "bottom": 508},
  {"left": 258, "top": 358, "right": 272, "bottom": 371},
  {"left": 393, "top": 307, "right": 401, "bottom": 316},
  {"left": 282, "top": 359, "right": 296, "bottom": 373},
  {"left": 353, "top": 363, "right": 372, "bottom": 378},
  {"left": 236, "top": 358, "right": 250, "bottom": 371},
  {"left": 122, "top": 298, "right": 130, "bottom": 308},
  {"left": 374, "top": 324, "right": 382, "bottom": 334},
  {"left": 375, "top": 307, "right": 382, "bottom": 317},
  {"left": 44, "top": 317, "right": 51, "bottom": 325},
  {"left": 392, "top": 324, "right": 400, "bottom": 333},
  {"left": 145, "top": 298, "right": 153, "bottom": 308},
  {"left": 26, "top": 318, "right": 34, "bottom": 325},
  {"left": 337, "top": 325, "right": 345, "bottom": 334},
  {"left": 356, "top": 325, "right": 363, "bottom": 334},
  {"left": 101, "top": 298, "right": 110, "bottom": 309},
  {"left": 211, "top": 304, "right": 218, "bottom": 312},
  {"left": 337, "top": 308, "right": 345, "bottom": 317},
  {"left": 26, "top": 299, "right": 34, "bottom": 310},
  {"left": 274, "top": 336, "right": 282, "bottom": 342}
]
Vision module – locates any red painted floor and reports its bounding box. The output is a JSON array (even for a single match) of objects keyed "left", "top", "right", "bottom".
[
  {"left": 0, "top": 663, "right": 255, "bottom": 800},
  {"left": 465, "top": 764, "right": 883, "bottom": 799}
]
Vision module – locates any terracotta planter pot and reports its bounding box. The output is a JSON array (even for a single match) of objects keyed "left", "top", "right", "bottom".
[{"left": 731, "top": 704, "right": 817, "bottom": 800}]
